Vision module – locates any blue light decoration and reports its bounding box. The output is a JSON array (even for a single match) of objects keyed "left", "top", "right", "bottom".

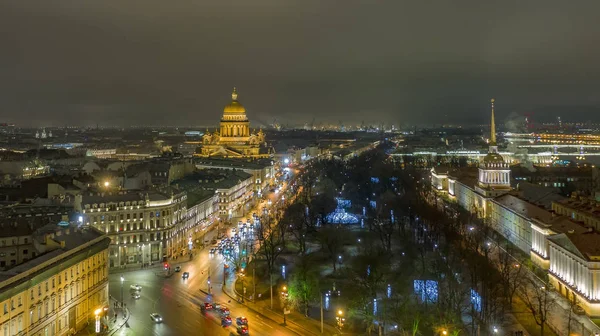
[
  {"left": 370, "top": 177, "right": 380, "bottom": 183},
  {"left": 373, "top": 298, "right": 378, "bottom": 315},
  {"left": 413, "top": 280, "right": 438, "bottom": 303},
  {"left": 367, "top": 265, "right": 371, "bottom": 276},
  {"left": 336, "top": 198, "right": 351, "bottom": 209},
  {"left": 57, "top": 220, "right": 69, "bottom": 227},
  {"left": 362, "top": 206, "right": 366, "bottom": 216},
  {"left": 470, "top": 289, "right": 482, "bottom": 313},
  {"left": 281, "top": 265, "right": 286, "bottom": 279},
  {"left": 370, "top": 200, "right": 377, "bottom": 209},
  {"left": 387, "top": 284, "right": 392, "bottom": 298},
  {"left": 325, "top": 292, "right": 330, "bottom": 310},
  {"left": 361, "top": 218, "right": 365, "bottom": 228},
  {"left": 390, "top": 210, "right": 395, "bottom": 224},
  {"left": 326, "top": 209, "right": 359, "bottom": 224}
]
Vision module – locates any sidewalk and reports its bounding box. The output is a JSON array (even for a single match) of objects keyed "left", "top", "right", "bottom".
[
  {"left": 222, "top": 276, "right": 341, "bottom": 336},
  {"left": 75, "top": 297, "right": 130, "bottom": 336}
]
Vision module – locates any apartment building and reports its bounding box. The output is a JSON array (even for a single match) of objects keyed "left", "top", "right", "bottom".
[
  {"left": 75, "top": 188, "right": 188, "bottom": 268},
  {"left": 0, "top": 224, "right": 110, "bottom": 336}
]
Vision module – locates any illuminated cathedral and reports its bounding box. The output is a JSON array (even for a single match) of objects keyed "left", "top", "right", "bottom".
[{"left": 199, "top": 88, "right": 270, "bottom": 158}]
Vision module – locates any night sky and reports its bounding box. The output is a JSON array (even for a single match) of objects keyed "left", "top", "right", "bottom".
[{"left": 1, "top": 1, "right": 599, "bottom": 127}]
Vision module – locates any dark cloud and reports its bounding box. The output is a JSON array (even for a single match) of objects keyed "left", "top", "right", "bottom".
[{"left": 1, "top": 0, "right": 599, "bottom": 127}]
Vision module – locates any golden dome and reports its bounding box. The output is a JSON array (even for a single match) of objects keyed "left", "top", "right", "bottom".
[{"left": 223, "top": 87, "right": 246, "bottom": 114}]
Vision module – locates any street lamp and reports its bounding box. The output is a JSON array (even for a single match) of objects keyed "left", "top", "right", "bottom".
[
  {"left": 493, "top": 326, "right": 499, "bottom": 334},
  {"left": 120, "top": 276, "right": 124, "bottom": 306},
  {"left": 94, "top": 308, "right": 102, "bottom": 333},
  {"left": 281, "top": 285, "right": 289, "bottom": 326},
  {"left": 442, "top": 330, "right": 448, "bottom": 336},
  {"left": 336, "top": 309, "right": 345, "bottom": 330}
]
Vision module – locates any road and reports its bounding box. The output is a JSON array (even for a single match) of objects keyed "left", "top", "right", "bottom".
[
  {"left": 107, "top": 167, "right": 298, "bottom": 336},
  {"left": 109, "top": 228, "right": 297, "bottom": 336}
]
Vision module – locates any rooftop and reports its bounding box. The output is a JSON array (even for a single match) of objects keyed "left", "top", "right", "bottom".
[
  {"left": 194, "top": 157, "right": 273, "bottom": 170},
  {"left": 555, "top": 198, "right": 600, "bottom": 218},
  {"left": 0, "top": 224, "right": 109, "bottom": 286}
]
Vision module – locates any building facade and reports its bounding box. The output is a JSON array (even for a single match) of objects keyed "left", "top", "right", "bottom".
[
  {"left": 0, "top": 225, "right": 110, "bottom": 336},
  {"left": 75, "top": 189, "right": 189, "bottom": 268}
]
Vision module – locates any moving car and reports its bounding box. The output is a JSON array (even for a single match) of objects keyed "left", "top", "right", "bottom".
[
  {"left": 131, "top": 293, "right": 141, "bottom": 299},
  {"left": 221, "top": 316, "right": 232, "bottom": 326},
  {"left": 130, "top": 284, "right": 142, "bottom": 291},
  {"left": 174, "top": 266, "right": 181, "bottom": 272},
  {"left": 219, "top": 307, "right": 230, "bottom": 316},
  {"left": 213, "top": 302, "right": 222, "bottom": 309},
  {"left": 182, "top": 272, "right": 190, "bottom": 279},
  {"left": 237, "top": 325, "right": 249, "bottom": 335},
  {"left": 236, "top": 317, "right": 248, "bottom": 325},
  {"left": 209, "top": 248, "right": 216, "bottom": 254},
  {"left": 150, "top": 313, "right": 163, "bottom": 323},
  {"left": 203, "top": 302, "right": 214, "bottom": 310}
]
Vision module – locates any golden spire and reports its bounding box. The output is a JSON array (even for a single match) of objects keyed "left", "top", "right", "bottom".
[
  {"left": 232, "top": 87, "right": 238, "bottom": 101},
  {"left": 490, "top": 98, "right": 496, "bottom": 146}
]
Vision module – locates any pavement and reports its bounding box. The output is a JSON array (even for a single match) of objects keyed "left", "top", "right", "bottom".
[{"left": 75, "top": 297, "right": 130, "bottom": 336}]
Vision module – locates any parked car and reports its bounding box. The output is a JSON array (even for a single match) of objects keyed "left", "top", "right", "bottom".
[
  {"left": 131, "top": 293, "right": 141, "bottom": 299},
  {"left": 182, "top": 272, "right": 190, "bottom": 279},
  {"left": 174, "top": 266, "right": 181, "bottom": 272},
  {"left": 150, "top": 313, "right": 163, "bottom": 323},
  {"left": 236, "top": 317, "right": 248, "bottom": 325},
  {"left": 130, "top": 284, "right": 142, "bottom": 291}
]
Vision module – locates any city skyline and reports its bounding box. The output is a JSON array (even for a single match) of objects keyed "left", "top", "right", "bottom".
[{"left": 1, "top": 1, "right": 600, "bottom": 127}]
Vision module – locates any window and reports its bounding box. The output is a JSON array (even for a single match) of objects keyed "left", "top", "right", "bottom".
[
  {"left": 52, "top": 278, "right": 55, "bottom": 289},
  {"left": 38, "top": 285, "right": 41, "bottom": 296},
  {"left": 17, "top": 297, "right": 21, "bottom": 307},
  {"left": 3, "top": 303, "right": 6, "bottom": 314},
  {"left": 30, "top": 290, "right": 34, "bottom": 300},
  {"left": 45, "top": 282, "right": 48, "bottom": 292},
  {"left": 23, "top": 249, "right": 28, "bottom": 255},
  {"left": 23, "top": 238, "right": 28, "bottom": 244}
]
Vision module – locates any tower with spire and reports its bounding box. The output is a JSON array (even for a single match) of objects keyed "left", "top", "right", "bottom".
[{"left": 476, "top": 99, "right": 511, "bottom": 197}]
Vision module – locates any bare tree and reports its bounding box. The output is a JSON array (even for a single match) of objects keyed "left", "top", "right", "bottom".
[
  {"left": 518, "top": 277, "right": 556, "bottom": 336},
  {"left": 317, "top": 226, "right": 350, "bottom": 272}
]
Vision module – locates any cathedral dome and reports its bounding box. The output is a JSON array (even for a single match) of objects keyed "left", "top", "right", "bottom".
[{"left": 223, "top": 87, "right": 246, "bottom": 114}]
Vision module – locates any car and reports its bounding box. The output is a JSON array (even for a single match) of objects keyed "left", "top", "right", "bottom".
[
  {"left": 203, "top": 302, "right": 214, "bottom": 310},
  {"left": 130, "top": 284, "right": 142, "bottom": 291},
  {"left": 219, "top": 307, "right": 230, "bottom": 316},
  {"left": 231, "top": 228, "right": 237, "bottom": 233},
  {"left": 209, "top": 248, "right": 216, "bottom": 254},
  {"left": 150, "top": 313, "right": 163, "bottom": 323},
  {"left": 131, "top": 293, "right": 141, "bottom": 299},
  {"left": 214, "top": 302, "right": 222, "bottom": 309},
  {"left": 221, "top": 316, "right": 232, "bottom": 326},
  {"left": 182, "top": 272, "right": 189, "bottom": 279},
  {"left": 237, "top": 325, "right": 249, "bottom": 335},
  {"left": 236, "top": 317, "right": 248, "bottom": 325},
  {"left": 174, "top": 266, "right": 181, "bottom": 272}
]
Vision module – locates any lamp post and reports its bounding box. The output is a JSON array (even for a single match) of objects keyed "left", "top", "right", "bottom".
[
  {"left": 281, "top": 285, "right": 288, "bottom": 326},
  {"left": 120, "top": 276, "right": 124, "bottom": 306},
  {"left": 336, "top": 309, "right": 345, "bottom": 330}
]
